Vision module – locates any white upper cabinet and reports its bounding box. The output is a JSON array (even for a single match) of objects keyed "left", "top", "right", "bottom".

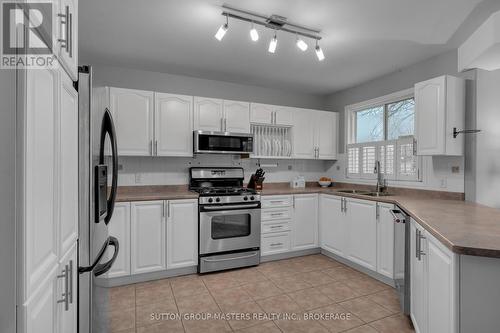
[
  {"left": 346, "top": 198, "right": 377, "bottom": 271},
  {"left": 130, "top": 201, "right": 166, "bottom": 274},
  {"left": 56, "top": 0, "right": 78, "bottom": 80},
  {"left": 110, "top": 88, "right": 154, "bottom": 156},
  {"left": 223, "top": 100, "right": 250, "bottom": 133},
  {"left": 376, "top": 203, "right": 395, "bottom": 279},
  {"left": 316, "top": 111, "right": 338, "bottom": 160},
  {"left": 24, "top": 68, "right": 59, "bottom": 299},
  {"left": 414, "top": 75, "right": 465, "bottom": 156},
  {"left": 166, "top": 199, "right": 198, "bottom": 269},
  {"left": 293, "top": 108, "right": 316, "bottom": 159},
  {"left": 250, "top": 103, "right": 293, "bottom": 126},
  {"left": 154, "top": 93, "right": 193, "bottom": 157},
  {"left": 292, "top": 194, "right": 318, "bottom": 251},
  {"left": 106, "top": 202, "right": 131, "bottom": 278},
  {"left": 59, "top": 71, "right": 79, "bottom": 258},
  {"left": 194, "top": 97, "right": 224, "bottom": 131},
  {"left": 319, "top": 195, "right": 347, "bottom": 256}
]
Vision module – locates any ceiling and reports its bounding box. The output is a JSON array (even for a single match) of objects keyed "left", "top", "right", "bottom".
[{"left": 79, "top": 0, "right": 484, "bottom": 95}]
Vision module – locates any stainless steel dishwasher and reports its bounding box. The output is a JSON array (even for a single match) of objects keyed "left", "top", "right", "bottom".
[{"left": 391, "top": 208, "right": 411, "bottom": 315}]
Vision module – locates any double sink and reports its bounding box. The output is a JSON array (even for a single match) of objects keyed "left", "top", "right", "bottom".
[{"left": 337, "top": 189, "right": 393, "bottom": 197}]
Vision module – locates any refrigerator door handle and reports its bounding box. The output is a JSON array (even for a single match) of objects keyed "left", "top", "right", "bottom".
[
  {"left": 99, "top": 109, "right": 118, "bottom": 225},
  {"left": 78, "top": 236, "right": 119, "bottom": 275}
]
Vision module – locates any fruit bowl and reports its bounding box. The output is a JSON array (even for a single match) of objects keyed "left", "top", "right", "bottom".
[{"left": 318, "top": 180, "right": 332, "bottom": 187}]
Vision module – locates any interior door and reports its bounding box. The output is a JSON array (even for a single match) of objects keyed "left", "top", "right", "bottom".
[
  {"left": 194, "top": 97, "right": 223, "bottom": 131},
  {"left": 155, "top": 93, "right": 193, "bottom": 156}
]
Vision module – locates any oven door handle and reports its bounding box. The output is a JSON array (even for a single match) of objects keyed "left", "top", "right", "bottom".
[
  {"left": 203, "top": 203, "right": 260, "bottom": 210},
  {"left": 201, "top": 252, "right": 259, "bottom": 262}
]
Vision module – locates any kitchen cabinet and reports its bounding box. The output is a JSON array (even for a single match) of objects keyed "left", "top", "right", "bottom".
[
  {"left": 346, "top": 198, "right": 377, "bottom": 271},
  {"left": 154, "top": 93, "right": 193, "bottom": 157},
  {"left": 194, "top": 97, "right": 224, "bottom": 131},
  {"left": 56, "top": 0, "right": 78, "bottom": 80},
  {"left": 130, "top": 201, "right": 166, "bottom": 274},
  {"left": 223, "top": 100, "right": 250, "bottom": 133},
  {"left": 106, "top": 202, "right": 131, "bottom": 278},
  {"left": 110, "top": 87, "right": 154, "bottom": 156},
  {"left": 57, "top": 243, "right": 77, "bottom": 333},
  {"left": 166, "top": 199, "right": 198, "bottom": 269},
  {"left": 293, "top": 109, "right": 338, "bottom": 160},
  {"left": 319, "top": 194, "right": 347, "bottom": 257},
  {"left": 410, "top": 218, "right": 457, "bottom": 333},
  {"left": 250, "top": 103, "right": 293, "bottom": 126},
  {"left": 376, "top": 202, "right": 395, "bottom": 279},
  {"left": 414, "top": 75, "right": 465, "bottom": 156},
  {"left": 59, "top": 71, "right": 79, "bottom": 258},
  {"left": 292, "top": 194, "right": 319, "bottom": 251},
  {"left": 261, "top": 195, "right": 293, "bottom": 257},
  {"left": 262, "top": 232, "right": 291, "bottom": 256}
]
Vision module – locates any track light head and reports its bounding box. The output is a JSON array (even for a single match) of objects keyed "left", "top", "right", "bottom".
[
  {"left": 215, "top": 15, "right": 229, "bottom": 41},
  {"left": 250, "top": 22, "right": 259, "bottom": 42},
  {"left": 268, "top": 33, "right": 278, "bottom": 53},
  {"left": 296, "top": 37, "right": 308, "bottom": 51},
  {"left": 315, "top": 41, "right": 325, "bottom": 61}
]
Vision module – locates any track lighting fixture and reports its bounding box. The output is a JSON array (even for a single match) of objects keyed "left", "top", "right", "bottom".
[
  {"left": 215, "top": 14, "right": 228, "bottom": 41},
  {"left": 250, "top": 22, "right": 259, "bottom": 42},
  {"left": 215, "top": 5, "right": 325, "bottom": 61},
  {"left": 268, "top": 32, "right": 277, "bottom": 53}
]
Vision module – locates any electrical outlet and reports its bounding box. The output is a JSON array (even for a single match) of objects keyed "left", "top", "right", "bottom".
[
  {"left": 336, "top": 165, "right": 340, "bottom": 171},
  {"left": 117, "top": 164, "right": 123, "bottom": 171},
  {"left": 288, "top": 165, "right": 293, "bottom": 170},
  {"left": 451, "top": 166, "right": 460, "bottom": 173}
]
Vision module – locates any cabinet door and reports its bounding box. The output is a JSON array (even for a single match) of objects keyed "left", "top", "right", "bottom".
[
  {"left": 56, "top": 0, "right": 78, "bottom": 80},
  {"left": 194, "top": 97, "right": 223, "bottom": 131},
  {"left": 319, "top": 195, "right": 347, "bottom": 257},
  {"left": 223, "top": 100, "right": 250, "bottom": 133},
  {"left": 24, "top": 267, "right": 58, "bottom": 333},
  {"left": 346, "top": 198, "right": 377, "bottom": 270},
  {"left": 250, "top": 103, "right": 274, "bottom": 124},
  {"left": 316, "top": 111, "right": 338, "bottom": 160},
  {"left": 292, "top": 108, "right": 315, "bottom": 159},
  {"left": 410, "top": 219, "right": 427, "bottom": 333},
  {"left": 25, "top": 68, "right": 59, "bottom": 298},
  {"left": 155, "top": 93, "right": 193, "bottom": 157},
  {"left": 292, "top": 194, "right": 318, "bottom": 250},
  {"left": 427, "top": 232, "right": 456, "bottom": 333},
  {"left": 106, "top": 202, "right": 131, "bottom": 278},
  {"left": 166, "top": 199, "right": 198, "bottom": 269},
  {"left": 415, "top": 76, "right": 446, "bottom": 155},
  {"left": 376, "top": 203, "right": 395, "bottom": 279},
  {"left": 110, "top": 88, "right": 154, "bottom": 156},
  {"left": 59, "top": 71, "right": 79, "bottom": 258},
  {"left": 58, "top": 243, "right": 77, "bottom": 333},
  {"left": 274, "top": 106, "right": 293, "bottom": 126},
  {"left": 131, "top": 201, "right": 166, "bottom": 274},
  {"left": 261, "top": 232, "right": 291, "bottom": 256}
]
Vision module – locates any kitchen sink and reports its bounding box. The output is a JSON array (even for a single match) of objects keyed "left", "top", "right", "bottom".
[
  {"left": 337, "top": 189, "right": 371, "bottom": 195},
  {"left": 362, "top": 192, "right": 393, "bottom": 197}
]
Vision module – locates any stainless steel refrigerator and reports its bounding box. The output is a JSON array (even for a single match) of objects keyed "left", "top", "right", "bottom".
[{"left": 77, "top": 65, "right": 120, "bottom": 333}]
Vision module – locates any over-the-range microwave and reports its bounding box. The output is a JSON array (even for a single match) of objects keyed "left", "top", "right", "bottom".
[{"left": 193, "top": 130, "right": 254, "bottom": 154}]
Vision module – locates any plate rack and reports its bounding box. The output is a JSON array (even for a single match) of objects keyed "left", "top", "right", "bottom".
[{"left": 251, "top": 124, "right": 292, "bottom": 158}]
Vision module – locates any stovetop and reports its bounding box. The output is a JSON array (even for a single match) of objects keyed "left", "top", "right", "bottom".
[{"left": 193, "top": 187, "right": 258, "bottom": 196}]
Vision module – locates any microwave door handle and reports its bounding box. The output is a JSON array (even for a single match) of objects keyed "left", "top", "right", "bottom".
[{"left": 99, "top": 109, "right": 118, "bottom": 225}]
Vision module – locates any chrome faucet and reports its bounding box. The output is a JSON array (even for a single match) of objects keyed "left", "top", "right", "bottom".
[{"left": 374, "top": 160, "right": 387, "bottom": 193}]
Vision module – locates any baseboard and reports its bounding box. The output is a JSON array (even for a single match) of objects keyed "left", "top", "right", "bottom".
[
  {"left": 102, "top": 266, "right": 198, "bottom": 287},
  {"left": 321, "top": 249, "right": 395, "bottom": 287},
  {"left": 260, "top": 247, "right": 321, "bottom": 262}
]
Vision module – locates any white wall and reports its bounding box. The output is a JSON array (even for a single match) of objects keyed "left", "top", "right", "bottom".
[{"left": 115, "top": 155, "right": 335, "bottom": 186}]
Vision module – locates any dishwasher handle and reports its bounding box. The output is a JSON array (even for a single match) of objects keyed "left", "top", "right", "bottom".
[{"left": 390, "top": 209, "right": 406, "bottom": 223}]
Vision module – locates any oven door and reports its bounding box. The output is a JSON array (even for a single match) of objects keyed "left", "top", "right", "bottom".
[
  {"left": 199, "top": 204, "right": 261, "bottom": 255},
  {"left": 194, "top": 131, "right": 254, "bottom": 154}
]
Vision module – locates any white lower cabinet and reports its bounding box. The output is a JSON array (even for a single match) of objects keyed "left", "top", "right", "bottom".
[
  {"left": 57, "top": 244, "right": 78, "bottom": 333},
  {"left": 106, "top": 202, "right": 131, "bottom": 278},
  {"left": 131, "top": 201, "right": 166, "bottom": 274},
  {"left": 292, "top": 194, "right": 318, "bottom": 251},
  {"left": 319, "top": 194, "right": 347, "bottom": 256},
  {"left": 410, "top": 218, "right": 457, "bottom": 333},
  {"left": 376, "top": 203, "right": 395, "bottom": 279},
  {"left": 166, "top": 199, "right": 198, "bottom": 269},
  {"left": 262, "top": 232, "right": 291, "bottom": 255},
  {"left": 346, "top": 198, "right": 377, "bottom": 271}
]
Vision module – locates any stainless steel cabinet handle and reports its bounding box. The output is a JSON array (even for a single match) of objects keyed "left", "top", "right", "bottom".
[
  {"left": 154, "top": 140, "right": 158, "bottom": 155},
  {"left": 68, "top": 260, "right": 73, "bottom": 304},
  {"left": 68, "top": 12, "right": 73, "bottom": 57},
  {"left": 167, "top": 201, "right": 170, "bottom": 218},
  {"left": 224, "top": 118, "right": 227, "bottom": 132},
  {"left": 376, "top": 203, "right": 380, "bottom": 219},
  {"left": 415, "top": 229, "right": 420, "bottom": 259},
  {"left": 150, "top": 140, "right": 153, "bottom": 155},
  {"left": 270, "top": 225, "right": 283, "bottom": 229},
  {"left": 270, "top": 242, "right": 283, "bottom": 247},
  {"left": 204, "top": 203, "right": 259, "bottom": 210},
  {"left": 221, "top": 118, "right": 224, "bottom": 131},
  {"left": 292, "top": 196, "right": 295, "bottom": 209},
  {"left": 162, "top": 202, "right": 165, "bottom": 217},
  {"left": 340, "top": 198, "right": 344, "bottom": 212},
  {"left": 418, "top": 231, "right": 426, "bottom": 260},
  {"left": 270, "top": 212, "right": 283, "bottom": 216},
  {"left": 57, "top": 6, "right": 70, "bottom": 52},
  {"left": 57, "top": 264, "right": 69, "bottom": 311}
]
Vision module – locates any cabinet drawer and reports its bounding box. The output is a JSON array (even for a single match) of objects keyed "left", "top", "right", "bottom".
[
  {"left": 261, "top": 232, "right": 291, "bottom": 256},
  {"left": 262, "top": 207, "right": 292, "bottom": 221},
  {"left": 262, "top": 195, "right": 293, "bottom": 208},
  {"left": 262, "top": 220, "right": 291, "bottom": 234}
]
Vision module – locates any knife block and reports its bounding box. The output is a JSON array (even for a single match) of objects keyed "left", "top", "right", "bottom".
[{"left": 247, "top": 174, "right": 265, "bottom": 191}]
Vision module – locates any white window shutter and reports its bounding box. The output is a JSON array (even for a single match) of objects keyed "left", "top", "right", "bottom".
[
  {"left": 361, "top": 145, "right": 376, "bottom": 179},
  {"left": 397, "top": 136, "right": 421, "bottom": 181},
  {"left": 379, "top": 141, "right": 396, "bottom": 180},
  {"left": 347, "top": 145, "right": 360, "bottom": 177}
]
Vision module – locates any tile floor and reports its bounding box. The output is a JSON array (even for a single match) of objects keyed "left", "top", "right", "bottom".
[{"left": 108, "top": 254, "right": 414, "bottom": 333}]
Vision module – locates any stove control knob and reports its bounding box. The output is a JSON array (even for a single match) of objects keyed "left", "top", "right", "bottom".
[
  {"left": 208, "top": 198, "right": 213, "bottom": 203},
  {"left": 215, "top": 197, "right": 221, "bottom": 203},
  {"left": 243, "top": 196, "right": 248, "bottom": 201},
  {"left": 250, "top": 196, "right": 255, "bottom": 201}
]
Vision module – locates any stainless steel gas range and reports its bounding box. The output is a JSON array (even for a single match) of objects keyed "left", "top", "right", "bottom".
[{"left": 189, "top": 167, "right": 261, "bottom": 273}]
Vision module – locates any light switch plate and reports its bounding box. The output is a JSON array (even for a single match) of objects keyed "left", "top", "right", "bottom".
[{"left": 451, "top": 166, "right": 460, "bottom": 173}]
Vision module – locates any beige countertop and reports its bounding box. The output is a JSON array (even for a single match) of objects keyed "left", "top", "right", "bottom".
[{"left": 116, "top": 183, "right": 500, "bottom": 258}]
